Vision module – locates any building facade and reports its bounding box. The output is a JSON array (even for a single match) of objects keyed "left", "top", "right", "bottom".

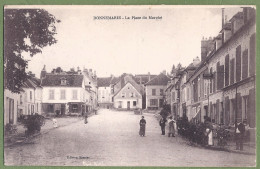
[
  {"left": 145, "top": 73, "right": 171, "bottom": 110},
  {"left": 113, "top": 82, "right": 142, "bottom": 110}
]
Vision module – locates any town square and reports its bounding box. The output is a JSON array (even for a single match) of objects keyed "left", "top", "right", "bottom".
[{"left": 3, "top": 5, "right": 256, "bottom": 167}]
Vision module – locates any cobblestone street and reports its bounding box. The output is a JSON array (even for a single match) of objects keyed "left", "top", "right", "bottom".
[{"left": 4, "top": 109, "right": 255, "bottom": 167}]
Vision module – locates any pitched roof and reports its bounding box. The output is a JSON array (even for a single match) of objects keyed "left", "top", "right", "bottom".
[
  {"left": 97, "top": 77, "right": 112, "bottom": 87},
  {"left": 145, "top": 73, "right": 171, "bottom": 86},
  {"left": 134, "top": 74, "right": 157, "bottom": 84},
  {"left": 23, "top": 77, "right": 41, "bottom": 89},
  {"left": 41, "top": 74, "right": 84, "bottom": 87},
  {"left": 113, "top": 81, "right": 142, "bottom": 98}
]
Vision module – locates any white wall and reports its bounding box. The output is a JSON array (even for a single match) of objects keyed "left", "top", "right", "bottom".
[{"left": 42, "top": 87, "right": 85, "bottom": 103}]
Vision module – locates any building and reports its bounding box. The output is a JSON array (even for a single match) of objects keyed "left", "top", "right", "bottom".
[
  {"left": 97, "top": 77, "right": 113, "bottom": 108},
  {"left": 145, "top": 72, "right": 171, "bottom": 110},
  {"left": 40, "top": 66, "right": 88, "bottom": 115},
  {"left": 179, "top": 58, "right": 200, "bottom": 120},
  {"left": 113, "top": 81, "right": 143, "bottom": 110},
  {"left": 21, "top": 76, "right": 42, "bottom": 116},
  {"left": 4, "top": 89, "right": 20, "bottom": 125},
  {"left": 183, "top": 7, "right": 256, "bottom": 138},
  {"left": 82, "top": 68, "right": 98, "bottom": 112}
]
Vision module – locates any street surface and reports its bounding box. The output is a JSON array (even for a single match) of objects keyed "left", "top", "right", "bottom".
[{"left": 4, "top": 109, "right": 255, "bottom": 167}]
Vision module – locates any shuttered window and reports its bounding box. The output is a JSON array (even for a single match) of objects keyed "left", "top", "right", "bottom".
[
  {"left": 249, "top": 33, "right": 256, "bottom": 76},
  {"left": 236, "top": 45, "right": 241, "bottom": 82},
  {"left": 225, "top": 54, "right": 229, "bottom": 87},
  {"left": 242, "top": 49, "right": 249, "bottom": 79}
]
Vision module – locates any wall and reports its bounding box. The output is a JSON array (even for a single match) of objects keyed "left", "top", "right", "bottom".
[
  {"left": 98, "top": 86, "right": 112, "bottom": 103},
  {"left": 114, "top": 83, "right": 142, "bottom": 109},
  {"left": 42, "top": 87, "right": 85, "bottom": 103},
  {"left": 4, "top": 89, "right": 19, "bottom": 125},
  {"left": 146, "top": 85, "right": 167, "bottom": 109}
]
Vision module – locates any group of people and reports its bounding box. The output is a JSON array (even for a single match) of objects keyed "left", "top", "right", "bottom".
[
  {"left": 139, "top": 116, "right": 177, "bottom": 137},
  {"left": 204, "top": 117, "right": 247, "bottom": 150}
]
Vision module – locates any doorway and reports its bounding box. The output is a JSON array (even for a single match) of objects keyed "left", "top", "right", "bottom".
[{"left": 127, "top": 101, "right": 130, "bottom": 110}]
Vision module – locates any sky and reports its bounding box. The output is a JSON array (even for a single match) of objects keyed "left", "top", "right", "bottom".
[{"left": 8, "top": 5, "right": 247, "bottom": 78}]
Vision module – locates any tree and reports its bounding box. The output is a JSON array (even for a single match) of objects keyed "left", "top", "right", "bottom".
[
  {"left": 170, "top": 64, "right": 176, "bottom": 75},
  {"left": 4, "top": 9, "right": 60, "bottom": 93}
]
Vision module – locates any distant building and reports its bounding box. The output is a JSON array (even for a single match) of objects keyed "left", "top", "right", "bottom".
[
  {"left": 40, "top": 66, "right": 88, "bottom": 115},
  {"left": 113, "top": 81, "right": 142, "bottom": 110},
  {"left": 145, "top": 72, "right": 171, "bottom": 110},
  {"left": 97, "top": 77, "right": 113, "bottom": 108}
]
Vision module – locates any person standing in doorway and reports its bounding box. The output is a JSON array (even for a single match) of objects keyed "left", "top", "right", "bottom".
[
  {"left": 168, "top": 116, "right": 175, "bottom": 137},
  {"left": 139, "top": 116, "right": 146, "bottom": 137},
  {"left": 159, "top": 117, "right": 167, "bottom": 135}
]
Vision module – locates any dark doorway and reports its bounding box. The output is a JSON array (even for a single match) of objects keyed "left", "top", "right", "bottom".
[{"left": 127, "top": 101, "right": 130, "bottom": 110}]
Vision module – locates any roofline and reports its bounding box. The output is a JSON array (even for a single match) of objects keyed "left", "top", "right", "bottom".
[
  {"left": 112, "top": 81, "right": 141, "bottom": 98},
  {"left": 186, "top": 17, "right": 255, "bottom": 83}
]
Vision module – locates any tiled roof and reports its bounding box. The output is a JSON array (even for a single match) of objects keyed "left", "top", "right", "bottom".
[
  {"left": 134, "top": 74, "right": 157, "bottom": 84},
  {"left": 145, "top": 73, "right": 171, "bottom": 86},
  {"left": 23, "top": 77, "right": 41, "bottom": 89},
  {"left": 41, "top": 74, "right": 84, "bottom": 87},
  {"left": 110, "top": 77, "right": 120, "bottom": 84},
  {"left": 97, "top": 77, "right": 112, "bottom": 87}
]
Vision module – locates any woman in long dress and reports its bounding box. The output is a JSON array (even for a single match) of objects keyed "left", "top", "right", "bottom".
[{"left": 139, "top": 116, "right": 146, "bottom": 137}]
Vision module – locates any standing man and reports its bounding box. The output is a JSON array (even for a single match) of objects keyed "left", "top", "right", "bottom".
[
  {"left": 168, "top": 116, "right": 175, "bottom": 137},
  {"left": 235, "top": 120, "right": 245, "bottom": 150},
  {"left": 159, "top": 117, "right": 167, "bottom": 135}
]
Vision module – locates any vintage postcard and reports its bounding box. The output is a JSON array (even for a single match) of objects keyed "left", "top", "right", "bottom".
[{"left": 3, "top": 5, "right": 256, "bottom": 167}]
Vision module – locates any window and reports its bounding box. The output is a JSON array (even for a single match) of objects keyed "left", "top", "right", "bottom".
[
  {"left": 20, "top": 95, "right": 23, "bottom": 105},
  {"left": 48, "top": 104, "right": 54, "bottom": 113},
  {"left": 249, "top": 33, "right": 256, "bottom": 76},
  {"left": 28, "top": 104, "right": 31, "bottom": 114},
  {"left": 121, "top": 93, "right": 126, "bottom": 98},
  {"left": 236, "top": 45, "right": 241, "bottom": 82},
  {"left": 72, "top": 90, "right": 78, "bottom": 100},
  {"left": 160, "top": 89, "right": 163, "bottom": 96},
  {"left": 30, "top": 91, "right": 32, "bottom": 100},
  {"left": 49, "top": 90, "right": 54, "bottom": 100},
  {"left": 150, "top": 99, "right": 158, "bottom": 106},
  {"left": 133, "top": 101, "right": 137, "bottom": 106},
  {"left": 242, "top": 49, "right": 249, "bottom": 79},
  {"left": 31, "top": 105, "right": 34, "bottom": 114},
  {"left": 187, "top": 88, "right": 190, "bottom": 100},
  {"left": 60, "top": 90, "right": 66, "bottom": 100},
  {"left": 130, "top": 92, "right": 135, "bottom": 97},
  {"left": 230, "top": 59, "right": 235, "bottom": 85},
  {"left": 152, "top": 89, "right": 156, "bottom": 96},
  {"left": 225, "top": 54, "right": 230, "bottom": 87},
  {"left": 72, "top": 104, "right": 78, "bottom": 112},
  {"left": 61, "top": 78, "right": 67, "bottom": 85}
]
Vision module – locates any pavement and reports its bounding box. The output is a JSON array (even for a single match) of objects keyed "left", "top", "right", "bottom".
[{"left": 4, "top": 109, "right": 256, "bottom": 167}]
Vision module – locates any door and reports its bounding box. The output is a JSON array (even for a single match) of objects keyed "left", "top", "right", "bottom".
[
  {"left": 159, "top": 99, "right": 164, "bottom": 108},
  {"left": 61, "top": 104, "right": 65, "bottom": 115},
  {"left": 127, "top": 101, "right": 130, "bottom": 110}
]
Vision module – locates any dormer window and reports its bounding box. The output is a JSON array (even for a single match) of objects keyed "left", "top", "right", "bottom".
[{"left": 61, "top": 77, "right": 67, "bottom": 85}]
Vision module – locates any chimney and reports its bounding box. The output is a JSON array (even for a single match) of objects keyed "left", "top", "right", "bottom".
[
  {"left": 193, "top": 56, "right": 200, "bottom": 66},
  {"left": 162, "top": 70, "right": 166, "bottom": 75},
  {"left": 148, "top": 72, "right": 151, "bottom": 81},
  {"left": 222, "top": 8, "right": 225, "bottom": 28},
  {"left": 40, "top": 65, "right": 46, "bottom": 79}
]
